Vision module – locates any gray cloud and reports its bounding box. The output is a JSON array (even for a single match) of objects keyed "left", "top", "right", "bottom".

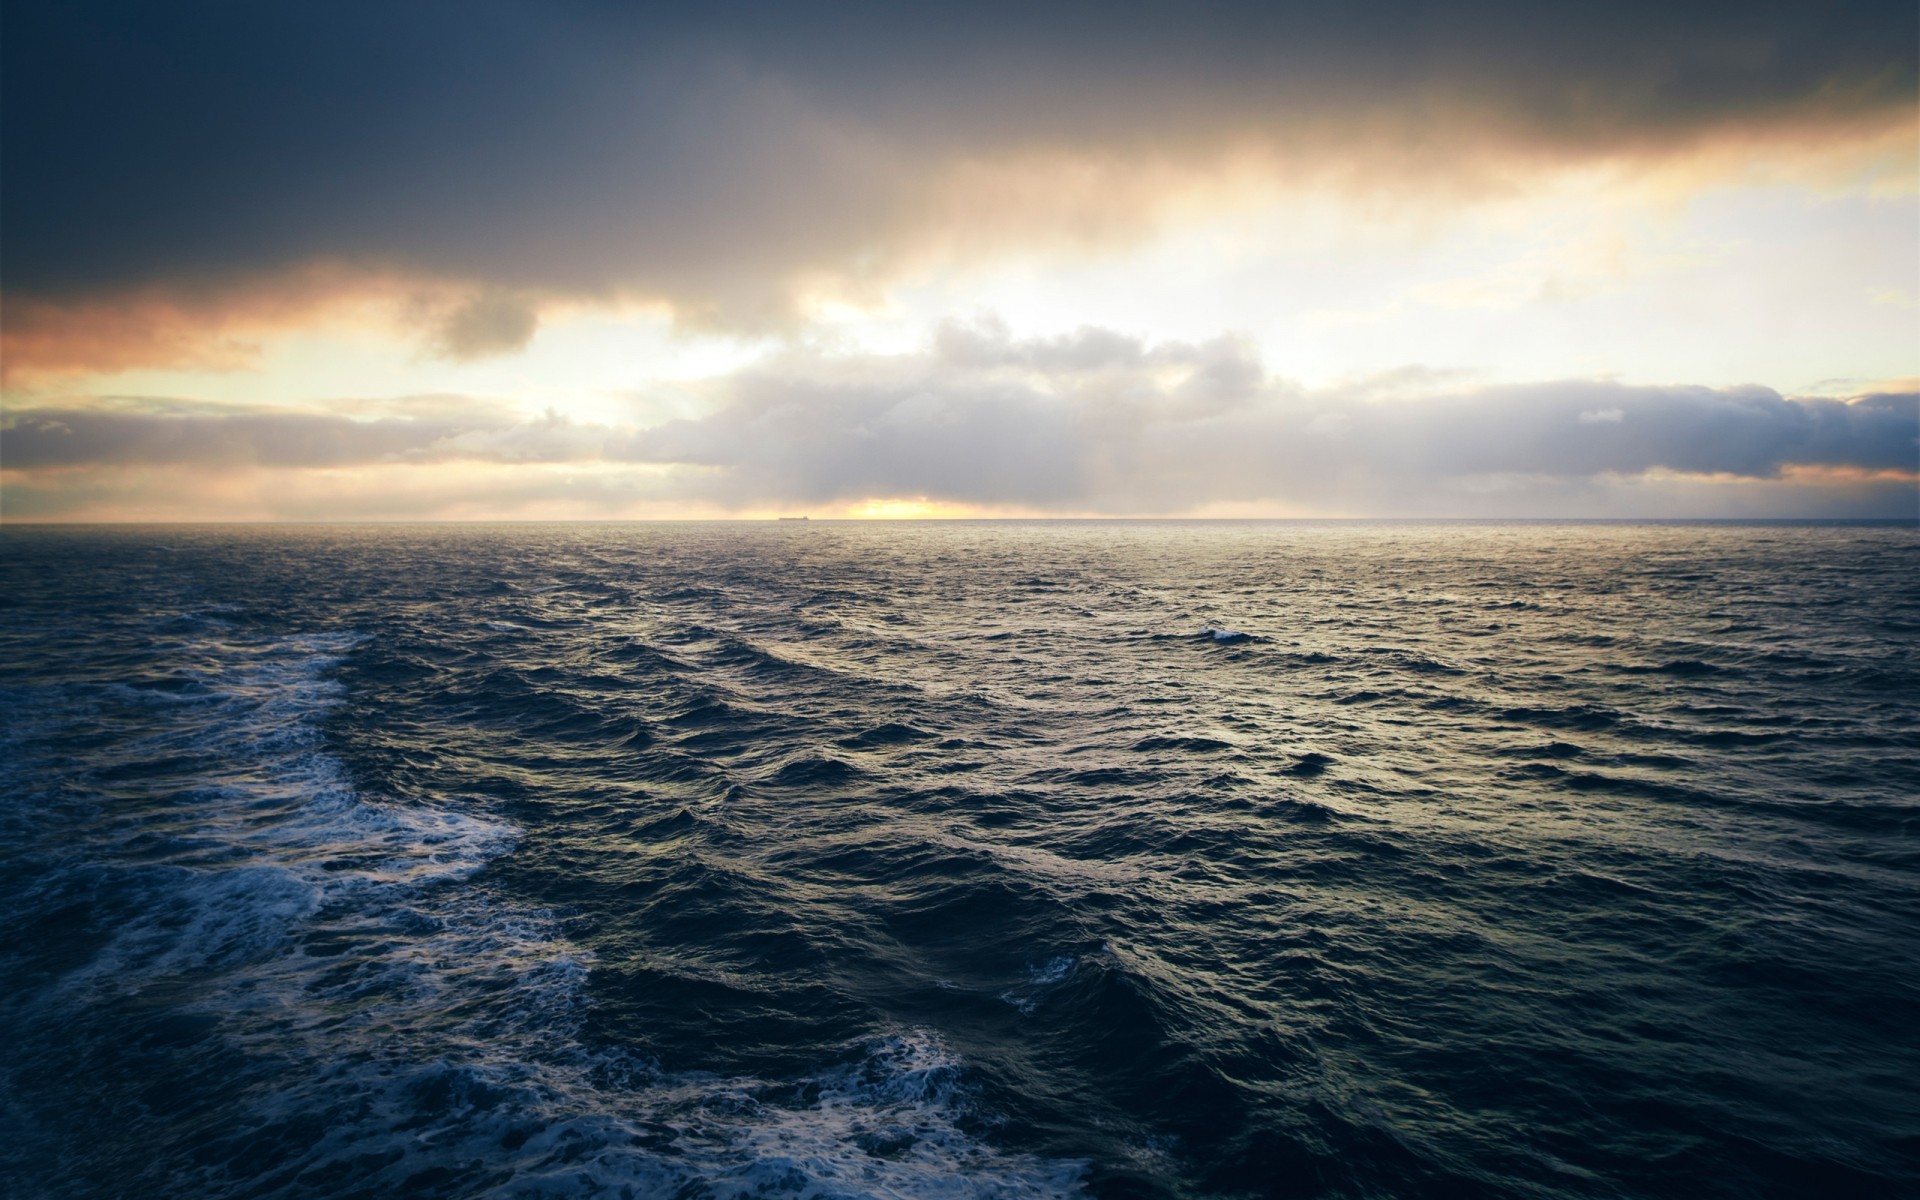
[
  {"left": 6, "top": 328, "right": 1914, "bottom": 516},
  {"left": 624, "top": 336, "right": 1918, "bottom": 512},
  {"left": 421, "top": 291, "right": 542, "bottom": 361},
  {"left": 1, "top": 408, "right": 473, "bottom": 470},
  {"left": 0, "top": 400, "right": 624, "bottom": 470},
  {"left": 3, "top": 2, "right": 1912, "bottom": 324}
]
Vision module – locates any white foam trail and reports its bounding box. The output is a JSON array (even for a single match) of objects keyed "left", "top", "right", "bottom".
[
  {"left": 22, "top": 629, "right": 1087, "bottom": 1198},
  {"left": 45, "top": 632, "right": 518, "bottom": 995}
]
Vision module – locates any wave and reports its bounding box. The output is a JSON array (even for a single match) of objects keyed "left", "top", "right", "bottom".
[
  {"left": 1287, "top": 752, "right": 1336, "bottom": 776},
  {"left": 1617, "top": 659, "right": 1726, "bottom": 677},
  {"left": 766, "top": 754, "right": 865, "bottom": 787},
  {"left": 1130, "top": 734, "right": 1235, "bottom": 753},
  {"left": 1197, "top": 626, "right": 1256, "bottom": 643},
  {"left": 841, "top": 722, "right": 939, "bottom": 748},
  {"left": 2, "top": 628, "right": 1085, "bottom": 1199},
  {"left": 8, "top": 522, "right": 1917, "bottom": 1199}
]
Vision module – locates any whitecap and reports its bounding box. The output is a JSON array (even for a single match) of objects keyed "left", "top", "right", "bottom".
[{"left": 1200, "top": 626, "right": 1252, "bottom": 643}]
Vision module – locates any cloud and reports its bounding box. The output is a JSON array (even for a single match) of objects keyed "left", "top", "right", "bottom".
[
  {"left": 617, "top": 332, "right": 1918, "bottom": 512},
  {"left": 6, "top": 326, "right": 1914, "bottom": 517},
  {"left": 0, "top": 277, "right": 353, "bottom": 385},
  {"left": 2, "top": 0, "right": 1912, "bottom": 352},
  {"left": 417, "top": 290, "right": 542, "bottom": 361},
  {"left": 0, "top": 397, "right": 621, "bottom": 470},
  {"left": 1, "top": 407, "right": 471, "bottom": 470},
  {"left": 1, "top": 278, "right": 550, "bottom": 384}
]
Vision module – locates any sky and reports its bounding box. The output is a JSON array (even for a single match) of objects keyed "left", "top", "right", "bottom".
[{"left": 2, "top": 0, "right": 1916, "bottom": 520}]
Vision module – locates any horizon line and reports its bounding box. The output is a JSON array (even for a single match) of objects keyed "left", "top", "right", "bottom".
[{"left": 4, "top": 516, "right": 1916, "bottom": 528}]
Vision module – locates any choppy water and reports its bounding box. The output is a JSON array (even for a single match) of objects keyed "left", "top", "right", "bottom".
[{"left": 2, "top": 521, "right": 1916, "bottom": 1199}]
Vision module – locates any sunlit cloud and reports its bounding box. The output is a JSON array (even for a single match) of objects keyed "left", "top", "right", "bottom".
[
  {"left": 4, "top": 107, "right": 1907, "bottom": 387},
  {"left": 5, "top": 4, "right": 1914, "bottom": 348},
  {"left": 0, "top": 271, "right": 563, "bottom": 387},
  {"left": 2, "top": 2, "right": 1913, "bottom": 518},
  {"left": 6, "top": 324, "right": 1912, "bottom": 520}
]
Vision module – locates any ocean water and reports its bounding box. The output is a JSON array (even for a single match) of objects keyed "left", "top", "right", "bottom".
[{"left": 1, "top": 520, "right": 1915, "bottom": 1199}]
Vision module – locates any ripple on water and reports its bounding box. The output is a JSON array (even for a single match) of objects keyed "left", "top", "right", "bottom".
[{"left": 2, "top": 521, "right": 1915, "bottom": 1198}]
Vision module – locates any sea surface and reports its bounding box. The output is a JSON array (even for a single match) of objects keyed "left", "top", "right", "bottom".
[{"left": 1, "top": 521, "right": 1916, "bottom": 1199}]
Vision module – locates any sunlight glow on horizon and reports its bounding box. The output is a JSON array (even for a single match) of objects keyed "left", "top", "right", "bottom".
[
  {"left": 2, "top": 3, "right": 1914, "bottom": 521},
  {"left": 10, "top": 147, "right": 1913, "bottom": 411}
]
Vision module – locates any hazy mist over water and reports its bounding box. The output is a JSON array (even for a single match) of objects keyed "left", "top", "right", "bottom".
[{"left": 2, "top": 521, "right": 1916, "bottom": 1198}]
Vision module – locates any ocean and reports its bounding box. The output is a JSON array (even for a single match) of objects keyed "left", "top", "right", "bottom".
[{"left": 1, "top": 521, "right": 1915, "bottom": 1199}]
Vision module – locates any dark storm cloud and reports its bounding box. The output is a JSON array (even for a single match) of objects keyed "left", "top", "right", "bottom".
[
  {"left": 8, "top": 330, "right": 1914, "bottom": 516},
  {"left": 2, "top": 1, "right": 1912, "bottom": 317}
]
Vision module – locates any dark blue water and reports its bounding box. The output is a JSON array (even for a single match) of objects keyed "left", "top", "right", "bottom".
[{"left": 2, "top": 522, "right": 1916, "bottom": 1199}]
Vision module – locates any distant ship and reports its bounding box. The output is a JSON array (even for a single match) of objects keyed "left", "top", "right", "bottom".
[{"left": 777, "top": 516, "right": 809, "bottom": 521}]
